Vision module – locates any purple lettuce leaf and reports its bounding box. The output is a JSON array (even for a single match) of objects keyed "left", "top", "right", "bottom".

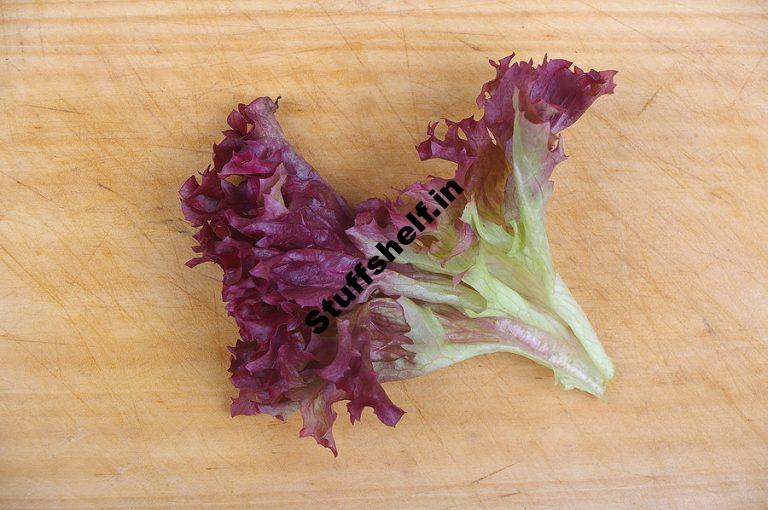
[{"left": 181, "top": 54, "right": 617, "bottom": 454}]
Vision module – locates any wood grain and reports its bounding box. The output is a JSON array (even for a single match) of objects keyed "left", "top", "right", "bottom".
[{"left": 1, "top": 0, "right": 766, "bottom": 508}]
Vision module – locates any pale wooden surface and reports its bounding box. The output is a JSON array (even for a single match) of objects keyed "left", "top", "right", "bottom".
[{"left": 1, "top": 0, "right": 767, "bottom": 508}]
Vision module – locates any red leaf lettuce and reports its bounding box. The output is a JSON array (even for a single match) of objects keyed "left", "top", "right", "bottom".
[{"left": 180, "top": 54, "right": 616, "bottom": 455}]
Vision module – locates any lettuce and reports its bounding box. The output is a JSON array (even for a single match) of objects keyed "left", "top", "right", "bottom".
[{"left": 181, "top": 54, "right": 616, "bottom": 455}]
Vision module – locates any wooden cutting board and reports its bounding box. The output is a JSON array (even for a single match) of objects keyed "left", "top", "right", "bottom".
[{"left": 1, "top": 1, "right": 766, "bottom": 507}]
